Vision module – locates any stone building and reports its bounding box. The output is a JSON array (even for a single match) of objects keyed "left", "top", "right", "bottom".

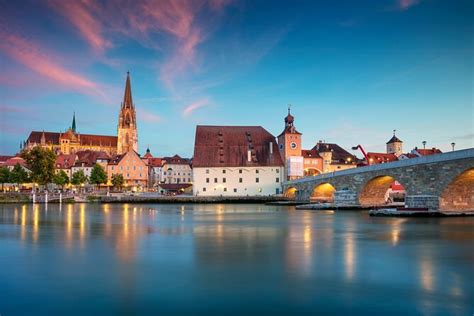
[
  {"left": 192, "top": 125, "right": 284, "bottom": 196},
  {"left": 23, "top": 72, "right": 138, "bottom": 156}
]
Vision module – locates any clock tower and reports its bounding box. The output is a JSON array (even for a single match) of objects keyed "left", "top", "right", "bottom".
[{"left": 277, "top": 106, "right": 303, "bottom": 180}]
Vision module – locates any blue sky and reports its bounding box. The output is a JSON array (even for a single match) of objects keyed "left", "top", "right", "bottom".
[{"left": 0, "top": 0, "right": 472, "bottom": 157}]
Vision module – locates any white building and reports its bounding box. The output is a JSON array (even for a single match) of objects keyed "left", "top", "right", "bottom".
[
  {"left": 161, "top": 155, "right": 192, "bottom": 184},
  {"left": 192, "top": 126, "right": 284, "bottom": 196}
]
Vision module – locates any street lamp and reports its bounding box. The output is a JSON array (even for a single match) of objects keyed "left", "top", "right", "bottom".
[
  {"left": 422, "top": 141, "right": 427, "bottom": 150},
  {"left": 451, "top": 142, "right": 455, "bottom": 152}
]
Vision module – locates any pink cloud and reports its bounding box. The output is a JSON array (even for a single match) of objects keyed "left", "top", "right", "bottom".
[
  {"left": 137, "top": 108, "right": 161, "bottom": 123},
  {"left": 398, "top": 0, "right": 421, "bottom": 10},
  {"left": 182, "top": 98, "right": 209, "bottom": 116},
  {"left": 0, "top": 32, "right": 102, "bottom": 96},
  {"left": 50, "top": 0, "right": 111, "bottom": 53}
]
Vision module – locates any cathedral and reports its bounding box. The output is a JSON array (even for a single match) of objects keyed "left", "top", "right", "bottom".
[{"left": 24, "top": 72, "right": 138, "bottom": 156}]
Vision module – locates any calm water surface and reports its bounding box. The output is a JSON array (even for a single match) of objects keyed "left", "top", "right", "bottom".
[{"left": 0, "top": 203, "right": 473, "bottom": 315}]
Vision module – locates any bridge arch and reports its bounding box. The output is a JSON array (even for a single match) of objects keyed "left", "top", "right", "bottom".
[
  {"left": 311, "top": 182, "right": 336, "bottom": 203},
  {"left": 304, "top": 168, "right": 322, "bottom": 177},
  {"left": 284, "top": 187, "right": 298, "bottom": 199},
  {"left": 359, "top": 175, "right": 405, "bottom": 207},
  {"left": 439, "top": 168, "right": 474, "bottom": 211}
]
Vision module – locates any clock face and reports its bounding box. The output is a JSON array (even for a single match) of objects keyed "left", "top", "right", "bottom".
[{"left": 290, "top": 142, "right": 297, "bottom": 149}]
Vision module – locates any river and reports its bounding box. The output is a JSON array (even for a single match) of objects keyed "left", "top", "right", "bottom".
[{"left": 0, "top": 203, "right": 472, "bottom": 315}]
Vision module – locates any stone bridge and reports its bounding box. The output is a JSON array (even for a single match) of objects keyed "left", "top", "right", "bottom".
[{"left": 282, "top": 148, "right": 474, "bottom": 211}]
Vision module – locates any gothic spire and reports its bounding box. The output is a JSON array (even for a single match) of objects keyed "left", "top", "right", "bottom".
[
  {"left": 72, "top": 111, "right": 76, "bottom": 132},
  {"left": 123, "top": 71, "right": 133, "bottom": 109}
]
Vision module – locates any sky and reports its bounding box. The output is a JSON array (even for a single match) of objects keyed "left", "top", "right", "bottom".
[{"left": 0, "top": 0, "right": 472, "bottom": 157}]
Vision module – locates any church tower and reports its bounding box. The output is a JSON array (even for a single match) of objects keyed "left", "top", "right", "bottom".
[{"left": 117, "top": 72, "right": 138, "bottom": 154}]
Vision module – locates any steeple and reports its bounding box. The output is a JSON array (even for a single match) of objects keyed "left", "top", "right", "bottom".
[
  {"left": 117, "top": 71, "right": 138, "bottom": 154},
  {"left": 71, "top": 111, "right": 76, "bottom": 132},
  {"left": 284, "top": 104, "right": 294, "bottom": 127},
  {"left": 123, "top": 71, "right": 134, "bottom": 109}
]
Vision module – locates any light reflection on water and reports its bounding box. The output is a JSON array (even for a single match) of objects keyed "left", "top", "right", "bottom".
[{"left": 0, "top": 203, "right": 473, "bottom": 315}]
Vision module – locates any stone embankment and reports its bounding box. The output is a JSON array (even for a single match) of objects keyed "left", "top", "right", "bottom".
[{"left": 369, "top": 208, "right": 474, "bottom": 217}]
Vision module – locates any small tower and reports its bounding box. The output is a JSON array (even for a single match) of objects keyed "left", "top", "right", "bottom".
[
  {"left": 117, "top": 71, "right": 138, "bottom": 154},
  {"left": 386, "top": 130, "right": 403, "bottom": 156},
  {"left": 277, "top": 105, "right": 303, "bottom": 180},
  {"left": 71, "top": 112, "right": 76, "bottom": 133}
]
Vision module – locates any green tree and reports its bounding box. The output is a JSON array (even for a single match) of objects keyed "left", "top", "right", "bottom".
[
  {"left": 53, "top": 170, "right": 69, "bottom": 190},
  {"left": 111, "top": 173, "right": 124, "bottom": 190},
  {"left": 9, "top": 164, "right": 29, "bottom": 188},
  {"left": 71, "top": 170, "right": 88, "bottom": 187},
  {"left": 21, "top": 147, "right": 56, "bottom": 186},
  {"left": 0, "top": 167, "right": 11, "bottom": 192},
  {"left": 89, "top": 164, "right": 107, "bottom": 189}
]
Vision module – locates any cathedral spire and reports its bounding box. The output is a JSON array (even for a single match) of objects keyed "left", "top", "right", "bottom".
[
  {"left": 72, "top": 111, "right": 76, "bottom": 132},
  {"left": 123, "top": 71, "right": 133, "bottom": 109}
]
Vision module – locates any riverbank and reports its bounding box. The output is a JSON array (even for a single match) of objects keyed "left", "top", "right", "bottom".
[{"left": 0, "top": 193, "right": 290, "bottom": 204}]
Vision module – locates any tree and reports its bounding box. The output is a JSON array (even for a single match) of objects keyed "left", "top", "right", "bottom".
[
  {"left": 71, "top": 170, "right": 88, "bottom": 187},
  {"left": 53, "top": 170, "right": 69, "bottom": 190},
  {"left": 111, "top": 173, "right": 124, "bottom": 191},
  {"left": 89, "top": 163, "right": 107, "bottom": 189},
  {"left": 0, "top": 167, "right": 10, "bottom": 192},
  {"left": 21, "top": 147, "right": 56, "bottom": 186},
  {"left": 9, "top": 164, "right": 29, "bottom": 188}
]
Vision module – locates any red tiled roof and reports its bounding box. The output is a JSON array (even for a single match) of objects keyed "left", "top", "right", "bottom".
[
  {"left": 193, "top": 125, "right": 284, "bottom": 168},
  {"left": 55, "top": 154, "right": 77, "bottom": 169},
  {"left": 0, "top": 155, "right": 14, "bottom": 164},
  {"left": 414, "top": 148, "right": 442, "bottom": 156},
  {"left": 27, "top": 131, "right": 117, "bottom": 147},
  {"left": 162, "top": 154, "right": 190, "bottom": 165},
  {"left": 4, "top": 156, "right": 27, "bottom": 168},
  {"left": 74, "top": 150, "right": 110, "bottom": 167},
  {"left": 148, "top": 157, "right": 163, "bottom": 167},
  {"left": 367, "top": 152, "right": 398, "bottom": 163}
]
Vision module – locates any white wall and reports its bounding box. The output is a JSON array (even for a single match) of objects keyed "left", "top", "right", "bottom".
[{"left": 193, "top": 166, "right": 284, "bottom": 196}]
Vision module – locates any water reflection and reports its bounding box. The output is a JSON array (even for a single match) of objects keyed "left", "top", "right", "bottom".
[{"left": 0, "top": 204, "right": 472, "bottom": 315}]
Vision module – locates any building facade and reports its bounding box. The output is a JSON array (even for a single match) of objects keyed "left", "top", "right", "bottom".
[
  {"left": 193, "top": 126, "right": 284, "bottom": 196},
  {"left": 162, "top": 155, "right": 192, "bottom": 184},
  {"left": 107, "top": 150, "right": 148, "bottom": 190}
]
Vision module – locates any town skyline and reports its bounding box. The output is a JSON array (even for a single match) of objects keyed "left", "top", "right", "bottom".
[{"left": 1, "top": 0, "right": 473, "bottom": 156}]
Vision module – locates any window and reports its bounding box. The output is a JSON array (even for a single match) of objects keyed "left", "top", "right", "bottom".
[
  {"left": 256, "top": 170, "right": 259, "bottom": 174},
  {"left": 214, "top": 178, "right": 218, "bottom": 183},
  {"left": 206, "top": 169, "right": 209, "bottom": 174},
  {"left": 256, "top": 178, "right": 259, "bottom": 183},
  {"left": 203, "top": 187, "right": 206, "bottom": 192},
  {"left": 239, "top": 178, "right": 243, "bottom": 183},
  {"left": 233, "top": 188, "right": 237, "bottom": 193},
  {"left": 133, "top": 166, "right": 136, "bottom": 170},
  {"left": 223, "top": 178, "right": 226, "bottom": 183},
  {"left": 222, "top": 170, "right": 226, "bottom": 174},
  {"left": 239, "top": 169, "right": 242, "bottom": 174},
  {"left": 276, "top": 178, "right": 279, "bottom": 183},
  {"left": 276, "top": 169, "right": 279, "bottom": 173},
  {"left": 111, "top": 166, "right": 114, "bottom": 171},
  {"left": 139, "top": 173, "right": 142, "bottom": 177},
  {"left": 120, "top": 166, "right": 123, "bottom": 170},
  {"left": 276, "top": 188, "right": 280, "bottom": 194},
  {"left": 206, "top": 178, "right": 210, "bottom": 183},
  {"left": 224, "top": 188, "right": 227, "bottom": 192}
]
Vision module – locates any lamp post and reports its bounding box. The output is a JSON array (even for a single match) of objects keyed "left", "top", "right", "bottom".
[
  {"left": 422, "top": 141, "right": 427, "bottom": 150},
  {"left": 451, "top": 142, "right": 455, "bottom": 152}
]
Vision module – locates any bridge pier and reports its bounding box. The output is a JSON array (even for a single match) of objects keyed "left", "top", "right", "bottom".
[
  {"left": 405, "top": 195, "right": 439, "bottom": 210},
  {"left": 334, "top": 190, "right": 360, "bottom": 208}
]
